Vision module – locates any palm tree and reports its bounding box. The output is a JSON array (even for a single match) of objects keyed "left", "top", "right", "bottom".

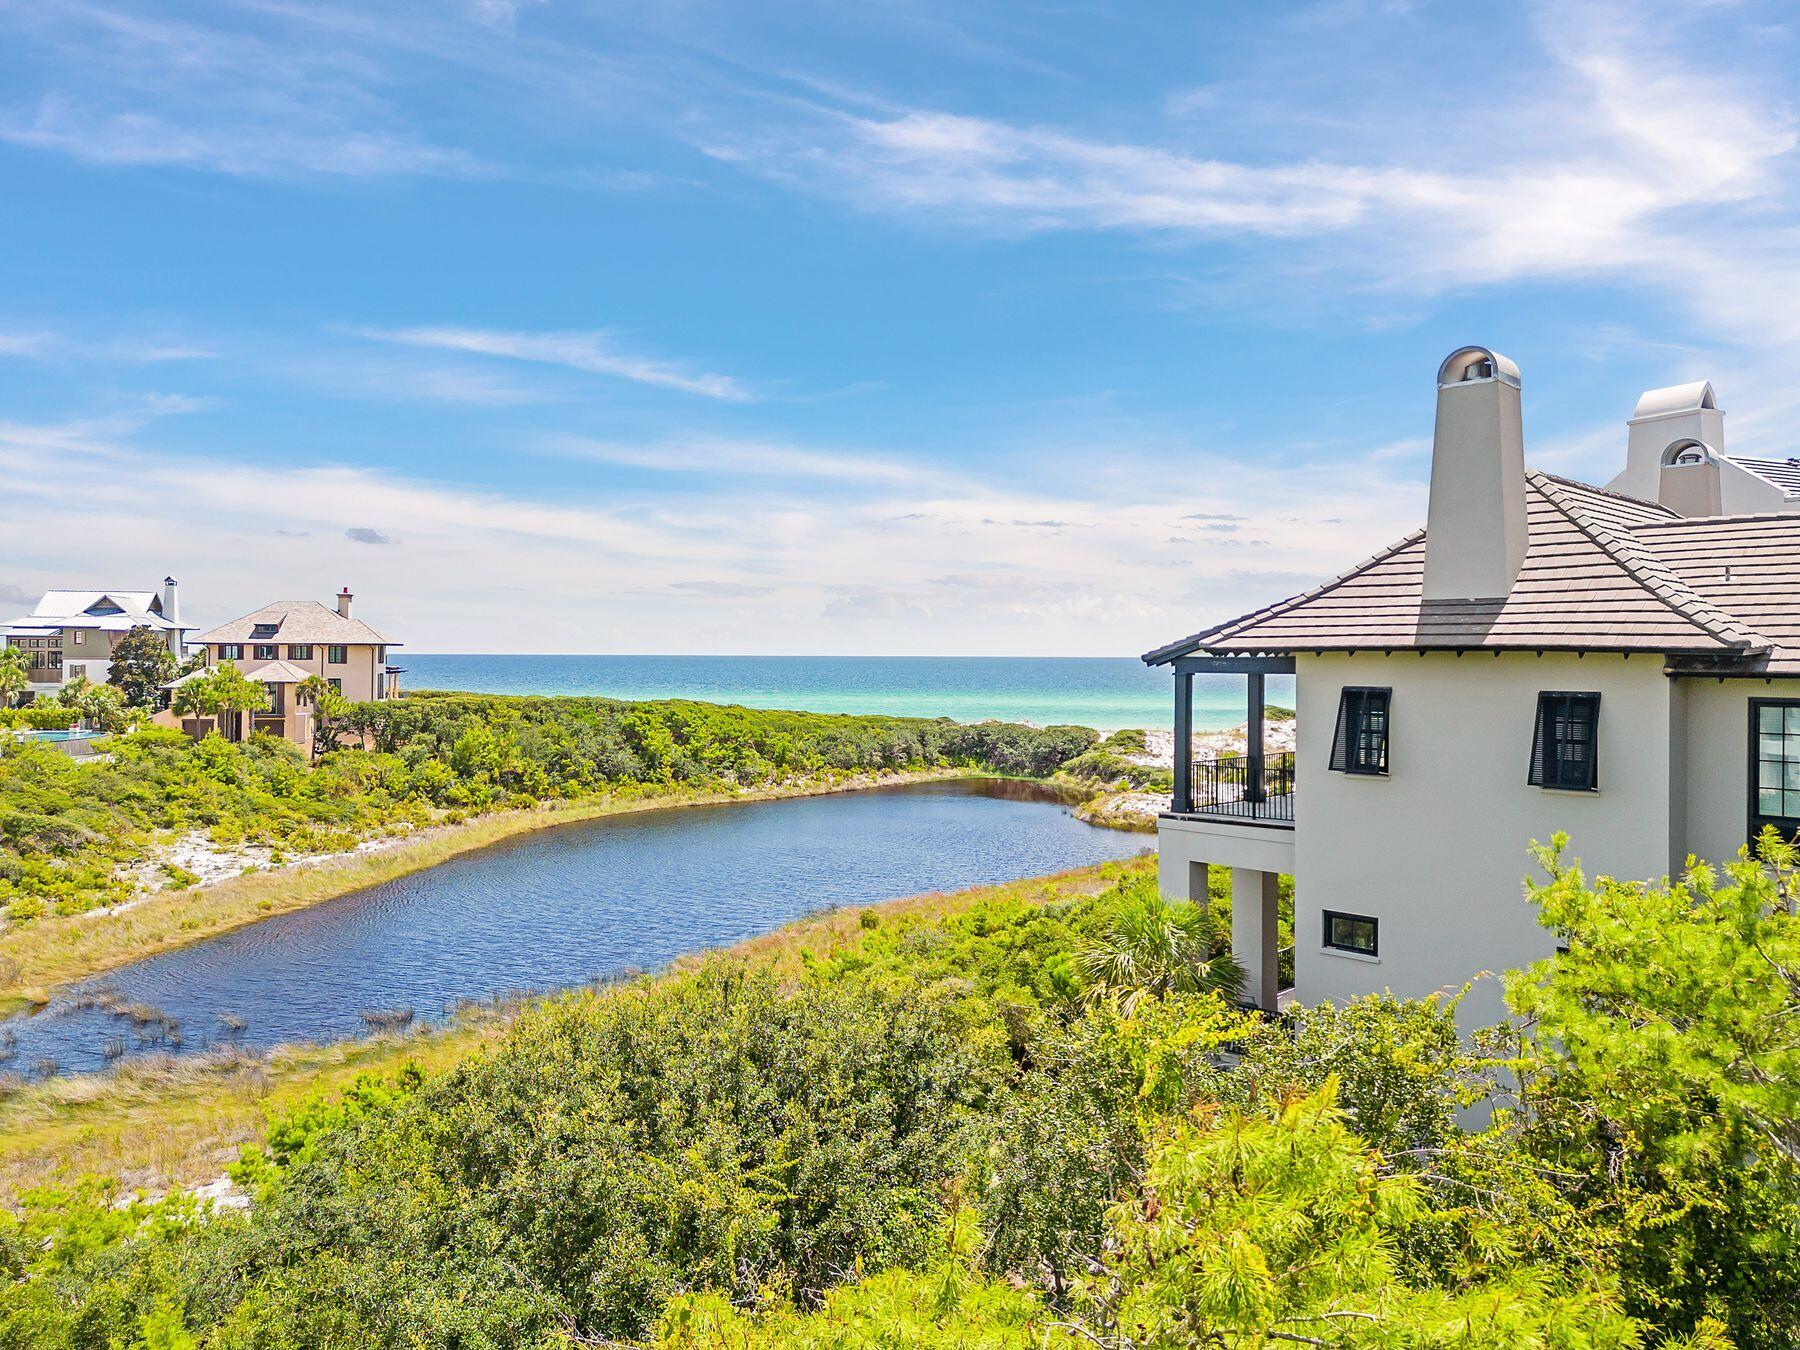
[
  {"left": 295, "top": 674, "right": 348, "bottom": 755},
  {"left": 0, "top": 647, "right": 27, "bottom": 709},
  {"left": 209, "top": 661, "right": 269, "bottom": 742},
  {"left": 1078, "top": 886, "right": 1243, "bottom": 1012}
]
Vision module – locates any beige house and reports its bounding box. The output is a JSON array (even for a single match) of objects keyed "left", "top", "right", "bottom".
[
  {"left": 1144, "top": 347, "right": 1800, "bottom": 1028},
  {"left": 3, "top": 579, "right": 190, "bottom": 696},
  {"left": 175, "top": 589, "right": 403, "bottom": 748}
]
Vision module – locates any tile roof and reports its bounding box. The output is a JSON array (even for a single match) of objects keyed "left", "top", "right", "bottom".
[
  {"left": 1727, "top": 456, "right": 1800, "bottom": 496},
  {"left": 1145, "top": 471, "right": 1785, "bottom": 665},
  {"left": 194, "top": 600, "right": 398, "bottom": 647}
]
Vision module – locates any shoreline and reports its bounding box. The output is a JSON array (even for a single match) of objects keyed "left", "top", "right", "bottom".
[
  {"left": 0, "top": 855, "right": 1153, "bottom": 1200},
  {"left": 0, "top": 765, "right": 1039, "bottom": 1011}
]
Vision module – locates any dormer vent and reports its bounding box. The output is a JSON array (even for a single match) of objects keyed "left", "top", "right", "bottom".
[{"left": 1423, "top": 346, "right": 1528, "bottom": 602}]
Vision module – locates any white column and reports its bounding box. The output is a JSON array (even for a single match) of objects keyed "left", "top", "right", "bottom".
[{"left": 1230, "top": 867, "right": 1281, "bottom": 1012}]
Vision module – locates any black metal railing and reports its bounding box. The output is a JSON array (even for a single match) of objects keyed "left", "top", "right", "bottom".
[{"left": 1186, "top": 751, "right": 1295, "bottom": 823}]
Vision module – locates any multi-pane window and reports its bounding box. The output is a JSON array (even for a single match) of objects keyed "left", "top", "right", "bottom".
[
  {"left": 1529, "top": 692, "right": 1600, "bottom": 791},
  {"left": 328, "top": 677, "right": 342, "bottom": 695},
  {"left": 253, "top": 644, "right": 279, "bottom": 661},
  {"left": 328, "top": 645, "right": 348, "bottom": 665},
  {"left": 1323, "top": 910, "right": 1378, "bottom": 957},
  {"left": 218, "top": 644, "right": 242, "bottom": 661},
  {"left": 1751, "top": 701, "right": 1800, "bottom": 840},
  {"left": 287, "top": 644, "right": 313, "bottom": 661},
  {"left": 1329, "top": 686, "right": 1391, "bottom": 775}
]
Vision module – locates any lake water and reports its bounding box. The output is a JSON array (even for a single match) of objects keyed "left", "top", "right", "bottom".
[
  {"left": 3, "top": 780, "right": 1143, "bottom": 1077},
  {"left": 401, "top": 653, "right": 1293, "bottom": 733}
]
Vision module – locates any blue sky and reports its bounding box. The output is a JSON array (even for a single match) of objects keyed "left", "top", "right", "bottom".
[{"left": 3, "top": 0, "right": 1799, "bottom": 655}]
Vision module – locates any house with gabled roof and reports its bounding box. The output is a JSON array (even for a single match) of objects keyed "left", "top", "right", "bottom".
[
  {"left": 3, "top": 579, "right": 190, "bottom": 695},
  {"left": 178, "top": 588, "right": 404, "bottom": 747},
  {"left": 1143, "top": 347, "right": 1800, "bottom": 1025}
]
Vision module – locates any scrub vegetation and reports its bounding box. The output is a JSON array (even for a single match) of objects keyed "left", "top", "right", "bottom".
[
  {"left": 0, "top": 691, "right": 1100, "bottom": 931},
  {"left": 4, "top": 835, "right": 1796, "bottom": 1346}
]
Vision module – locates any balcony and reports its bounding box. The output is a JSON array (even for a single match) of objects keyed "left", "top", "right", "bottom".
[{"left": 1185, "top": 751, "right": 1295, "bottom": 826}]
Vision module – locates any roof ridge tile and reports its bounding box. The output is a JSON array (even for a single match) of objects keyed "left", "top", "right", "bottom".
[{"left": 1526, "top": 471, "right": 1768, "bottom": 652}]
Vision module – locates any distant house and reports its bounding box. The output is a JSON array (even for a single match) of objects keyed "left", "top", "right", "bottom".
[
  {"left": 2, "top": 579, "right": 190, "bottom": 696},
  {"left": 1143, "top": 347, "right": 1800, "bottom": 1028},
  {"left": 180, "top": 588, "right": 403, "bottom": 747}
]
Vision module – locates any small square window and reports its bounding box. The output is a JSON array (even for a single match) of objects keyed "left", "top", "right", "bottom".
[
  {"left": 327, "top": 677, "right": 342, "bottom": 695},
  {"left": 253, "top": 644, "right": 279, "bottom": 661},
  {"left": 328, "top": 645, "right": 348, "bottom": 665},
  {"left": 1323, "top": 909, "right": 1378, "bottom": 956},
  {"left": 1529, "top": 692, "right": 1600, "bottom": 791}
]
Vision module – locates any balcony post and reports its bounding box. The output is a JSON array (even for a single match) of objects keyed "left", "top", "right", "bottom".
[
  {"left": 1172, "top": 670, "right": 1193, "bottom": 814},
  {"left": 1245, "top": 671, "right": 1266, "bottom": 803}
]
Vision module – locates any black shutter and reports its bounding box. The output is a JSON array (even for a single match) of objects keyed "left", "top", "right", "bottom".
[
  {"left": 1332, "top": 687, "right": 1391, "bottom": 775},
  {"left": 1329, "top": 688, "right": 1354, "bottom": 771},
  {"left": 1530, "top": 692, "right": 1599, "bottom": 790}
]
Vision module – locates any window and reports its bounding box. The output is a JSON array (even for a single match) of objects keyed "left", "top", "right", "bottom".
[
  {"left": 253, "top": 644, "right": 279, "bottom": 661},
  {"left": 287, "top": 644, "right": 313, "bottom": 661},
  {"left": 250, "top": 622, "right": 280, "bottom": 639},
  {"left": 1329, "top": 686, "right": 1391, "bottom": 775},
  {"left": 1529, "top": 692, "right": 1600, "bottom": 791},
  {"left": 71, "top": 630, "right": 84, "bottom": 646},
  {"left": 218, "top": 644, "right": 242, "bottom": 661},
  {"left": 327, "top": 677, "right": 342, "bottom": 695},
  {"left": 327, "top": 645, "right": 347, "bottom": 665},
  {"left": 1323, "top": 910, "right": 1378, "bottom": 957},
  {"left": 1751, "top": 701, "right": 1800, "bottom": 841}
]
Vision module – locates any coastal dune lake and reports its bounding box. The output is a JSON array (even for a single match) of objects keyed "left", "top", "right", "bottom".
[{"left": 6, "top": 779, "right": 1141, "bottom": 1077}]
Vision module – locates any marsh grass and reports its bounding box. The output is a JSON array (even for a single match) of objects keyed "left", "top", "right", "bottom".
[{"left": 0, "top": 856, "right": 1152, "bottom": 1200}]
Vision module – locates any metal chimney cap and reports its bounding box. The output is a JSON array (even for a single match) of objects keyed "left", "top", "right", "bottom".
[{"left": 1437, "top": 345, "right": 1521, "bottom": 390}]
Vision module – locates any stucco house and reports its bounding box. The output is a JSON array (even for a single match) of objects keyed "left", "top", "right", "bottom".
[
  {"left": 3, "top": 579, "right": 189, "bottom": 696},
  {"left": 177, "top": 589, "right": 403, "bottom": 747},
  {"left": 1144, "top": 347, "right": 1800, "bottom": 1026}
]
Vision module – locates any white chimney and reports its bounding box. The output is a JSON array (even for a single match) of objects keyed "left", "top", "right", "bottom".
[
  {"left": 1422, "top": 346, "right": 1528, "bottom": 602},
  {"left": 337, "top": 587, "right": 353, "bottom": 619},
  {"left": 161, "top": 576, "right": 182, "bottom": 659},
  {"left": 1607, "top": 381, "right": 1724, "bottom": 504},
  {"left": 1657, "top": 441, "right": 1723, "bottom": 517}
]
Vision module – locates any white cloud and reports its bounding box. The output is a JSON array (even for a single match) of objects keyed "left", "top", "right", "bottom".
[
  {"left": 0, "top": 409, "right": 1423, "bottom": 656},
  {"left": 545, "top": 434, "right": 956, "bottom": 487},
  {"left": 354, "top": 326, "right": 755, "bottom": 401}
]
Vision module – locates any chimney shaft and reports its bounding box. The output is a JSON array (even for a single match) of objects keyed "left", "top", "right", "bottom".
[
  {"left": 1657, "top": 444, "right": 1723, "bottom": 517},
  {"left": 1422, "top": 347, "right": 1528, "bottom": 603},
  {"left": 162, "top": 576, "right": 182, "bottom": 660},
  {"left": 337, "top": 587, "right": 353, "bottom": 619},
  {"left": 1607, "top": 381, "right": 1724, "bottom": 505}
]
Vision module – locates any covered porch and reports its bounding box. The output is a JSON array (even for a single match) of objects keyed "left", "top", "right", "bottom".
[
  {"left": 1165, "top": 654, "right": 1296, "bottom": 827},
  {"left": 1146, "top": 652, "right": 1297, "bottom": 1013}
]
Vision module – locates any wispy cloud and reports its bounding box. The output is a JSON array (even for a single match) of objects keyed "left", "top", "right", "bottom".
[
  {"left": 345, "top": 527, "right": 398, "bottom": 545},
  {"left": 0, "top": 328, "right": 215, "bottom": 363},
  {"left": 545, "top": 434, "right": 954, "bottom": 487},
  {"left": 354, "top": 326, "right": 755, "bottom": 401}
]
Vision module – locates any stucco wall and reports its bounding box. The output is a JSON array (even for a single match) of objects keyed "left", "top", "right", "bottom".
[
  {"left": 220, "top": 642, "right": 387, "bottom": 702},
  {"left": 1293, "top": 651, "right": 1678, "bottom": 1026},
  {"left": 1680, "top": 675, "right": 1800, "bottom": 868}
]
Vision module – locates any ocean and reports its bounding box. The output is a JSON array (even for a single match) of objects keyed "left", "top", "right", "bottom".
[{"left": 400, "top": 654, "right": 1294, "bottom": 733}]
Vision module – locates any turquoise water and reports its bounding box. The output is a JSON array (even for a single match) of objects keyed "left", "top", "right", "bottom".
[{"left": 401, "top": 654, "right": 1292, "bottom": 733}]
